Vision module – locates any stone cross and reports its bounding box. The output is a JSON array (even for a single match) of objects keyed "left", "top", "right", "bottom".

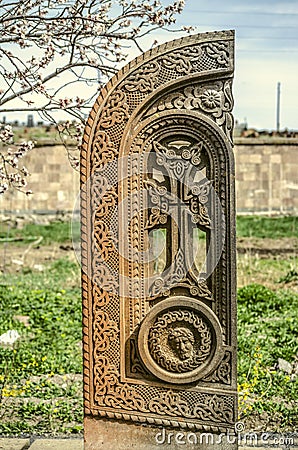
[{"left": 81, "top": 30, "right": 237, "bottom": 449}]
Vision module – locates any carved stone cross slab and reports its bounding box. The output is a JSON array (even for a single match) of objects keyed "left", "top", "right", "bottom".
[{"left": 81, "top": 30, "right": 237, "bottom": 449}]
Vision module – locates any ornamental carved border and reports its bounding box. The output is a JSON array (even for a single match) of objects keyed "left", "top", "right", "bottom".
[{"left": 81, "top": 30, "right": 237, "bottom": 431}]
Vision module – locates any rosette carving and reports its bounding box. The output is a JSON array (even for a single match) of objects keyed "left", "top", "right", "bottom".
[{"left": 145, "top": 81, "right": 234, "bottom": 143}]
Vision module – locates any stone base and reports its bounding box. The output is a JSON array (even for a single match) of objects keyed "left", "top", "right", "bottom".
[{"left": 84, "top": 416, "right": 238, "bottom": 450}]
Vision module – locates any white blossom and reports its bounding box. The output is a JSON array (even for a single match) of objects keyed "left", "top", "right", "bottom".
[
  {"left": 0, "top": 124, "right": 34, "bottom": 194},
  {"left": 0, "top": 0, "right": 187, "bottom": 193}
]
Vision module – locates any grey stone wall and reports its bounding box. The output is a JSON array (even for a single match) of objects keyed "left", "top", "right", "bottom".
[
  {"left": 235, "top": 138, "right": 298, "bottom": 214},
  {"left": 0, "top": 143, "right": 80, "bottom": 214},
  {"left": 1, "top": 138, "right": 297, "bottom": 215}
]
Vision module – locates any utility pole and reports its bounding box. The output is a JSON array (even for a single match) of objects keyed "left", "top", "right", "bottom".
[{"left": 276, "top": 82, "right": 281, "bottom": 132}]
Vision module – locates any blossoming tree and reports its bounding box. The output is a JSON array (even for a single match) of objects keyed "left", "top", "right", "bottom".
[{"left": 0, "top": 0, "right": 187, "bottom": 193}]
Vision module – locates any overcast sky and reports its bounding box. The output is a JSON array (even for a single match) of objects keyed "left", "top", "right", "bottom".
[
  {"left": 117, "top": 0, "right": 298, "bottom": 131},
  {"left": 4, "top": 0, "right": 297, "bottom": 131},
  {"left": 172, "top": 0, "right": 298, "bottom": 130}
]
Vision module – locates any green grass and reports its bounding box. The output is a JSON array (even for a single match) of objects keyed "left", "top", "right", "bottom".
[
  {"left": 12, "top": 126, "right": 80, "bottom": 147},
  {"left": 12, "top": 126, "right": 58, "bottom": 143},
  {"left": 0, "top": 219, "right": 297, "bottom": 434},
  {"left": 1, "top": 261, "right": 297, "bottom": 433},
  {"left": 0, "top": 259, "right": 81, "bottom": 377},
  {"left": 237, "top": 284, "right": 298, "bottom": 429},
  {"left": 0, "top": 221, "right": 80, "bottom": 246},
  {"left": 237, "top": 254, "right": 297, "bottom": 288},
  {"left": 0, "top": 216, "right": 296, "bottom": 246},
  {"left": 237, "top": 215, "right": 297, "bottom": 239},
  {"left": 0, "top": 258, "right": 82, "bottom": 435}
]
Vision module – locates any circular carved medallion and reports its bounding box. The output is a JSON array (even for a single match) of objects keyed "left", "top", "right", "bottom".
[{"left": 138, "top": 296, "right": 223, "bottom": 384}]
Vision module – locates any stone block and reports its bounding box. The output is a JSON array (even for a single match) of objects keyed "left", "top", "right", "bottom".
[
  {"left": 0, "top": 439, "right": 30, "bottom": 450},
  {"left": 282, "top": 149, "right": 297, "bottom": 163},
  {"left": 260, "top": 163, "right": 269, "bottom": 172},
  {"left": 84, "top": 418, "right": 238, "bottom": 450},
  {"left": 248, "top": 154, "right": 262, "bottom": 164},
  {"left": 235, "top": 153, "right": 248, "bottom": 164},
  {"left": 29, "top": 438, "right": 83, "bottom": 450},
  {"left": 48, "top": 173, "right": 60, "bottom": 182},
  {"left": 244, "top": 198, "right": 254, "bottom": 209},
  {"left": 262, "top": 154, "right": 270, "bottom": 163},
  {"left": 270, "top": 154, "right": 282, "bottom": 164},
  {"left": 57, "top": 190, "right": 66, "bottom": 202},
  {"left": 243, "top": 171, "right": 256, "bottom": 181},
  {"left": 262, "top": 146, "right": 272, "bottom": 155},
  {"left": 30, "top": 173, "right": 43, "bottom": 183},
  {"left": 35, "top": 192, "right": 49, "bottom": 201}
]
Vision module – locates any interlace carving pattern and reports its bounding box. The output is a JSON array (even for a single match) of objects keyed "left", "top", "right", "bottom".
[
  {"left": 91, "top": 132, "right": 118, "bottom": 172},
  {"left": 98, "top": 90, "right": 130, "bottom": 128},
  {"left": 201, "top": 42, "right": 230, "bottom": 65},
  {"left": 150, "top": 249, "right": 212, "bottom": 300},
  {"left": 81, "top": 30, "right": 236, "bottom": 430},
  {"left": 121, "top": 41, "right": 231, "bottom": 94},
  {"left": 93, "top": 353, "right": 235, "bottom": 425},
  {"left": 203, "top": 351, "right": 231, "bottom": 385}
]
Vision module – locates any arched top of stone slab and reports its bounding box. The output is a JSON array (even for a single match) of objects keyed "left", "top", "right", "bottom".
[{"left": 81, "top": 29, "right": 234, "bottom": 179}]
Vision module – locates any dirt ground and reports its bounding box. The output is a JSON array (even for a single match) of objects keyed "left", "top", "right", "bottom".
[
  {"left": 1, "top": 236, "right": 297, "bottom": 274},
  {"left": 0, "top": 240, "right": 79, "bottom": 275},
  {"left": 237, "top": 236, "right": 297, "bottom": 255},
  {"left": 1, "top": 236, "right": 297, "bottom": 293}
]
